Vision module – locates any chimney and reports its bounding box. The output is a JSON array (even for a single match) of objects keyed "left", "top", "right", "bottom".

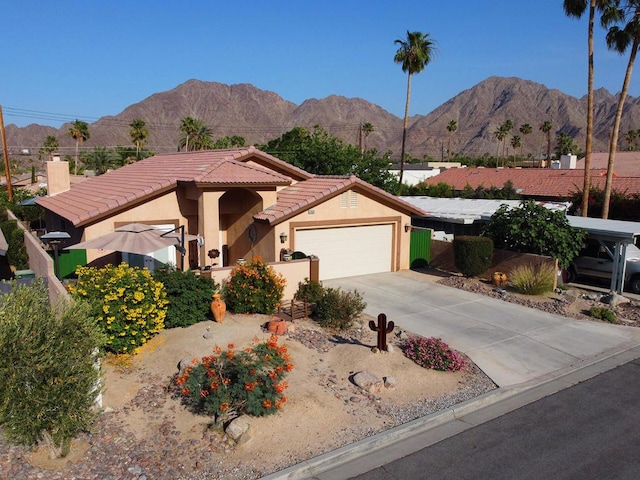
[{"left": 45, "top": 153, "right": 71, "bottom": 196}]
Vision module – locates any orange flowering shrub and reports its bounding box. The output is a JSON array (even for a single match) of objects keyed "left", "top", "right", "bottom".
[
  {"left": 175, "top": 334, "right": 293, "bottom": 420},
  {"left": 223, "top": 256, "right": 286, "bottom": 314}
]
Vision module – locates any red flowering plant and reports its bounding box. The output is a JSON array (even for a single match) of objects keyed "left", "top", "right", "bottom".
[
  {"left": 175, "top": 334, "right": 293, "bottom": 422},
  {"left": 401, "top": 336, "right": 466, "bottom": 372}
]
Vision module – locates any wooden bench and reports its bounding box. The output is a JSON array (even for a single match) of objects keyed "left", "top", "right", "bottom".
[{"left": 278, "top": 299, "right": 314, "bottom": 321}]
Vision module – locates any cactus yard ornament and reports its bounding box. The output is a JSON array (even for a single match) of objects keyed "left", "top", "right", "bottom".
[{"left": 369, "top": 313, "right": 395, "bottom": 352}]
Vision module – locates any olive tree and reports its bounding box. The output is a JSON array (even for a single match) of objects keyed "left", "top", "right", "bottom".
[{"left": 481, "top": 200, "right": 586, "bottom": 268}]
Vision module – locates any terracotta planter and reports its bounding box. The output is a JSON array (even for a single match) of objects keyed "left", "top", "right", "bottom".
[
  {"left": 492, "top": 271, "right": 508, "bottom": 286},
  {"left": 211, "top": 293, "right": 226, "bottom": 323},
  {"left": 267, "top": 317, "right": 287, "bottom": 335}
]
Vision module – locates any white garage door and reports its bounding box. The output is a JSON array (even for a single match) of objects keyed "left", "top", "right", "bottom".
[{"left": 295, "top": 224, "right": 393, "bottom": 280}]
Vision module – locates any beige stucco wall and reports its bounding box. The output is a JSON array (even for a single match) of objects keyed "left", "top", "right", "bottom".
[
  {"left": 275, "top": 188, "right": 413, "bottom": 271},
  {"left": 82, "top": 190, "right": 194, "bottom": 265}
]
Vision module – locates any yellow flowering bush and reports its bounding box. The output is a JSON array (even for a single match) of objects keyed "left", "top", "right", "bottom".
[
  {"left": 69, "top": 263, "right": 167, "bottom": 354},
  {"left": 223, "top": 256, "right": 286, "bottom": 314}
]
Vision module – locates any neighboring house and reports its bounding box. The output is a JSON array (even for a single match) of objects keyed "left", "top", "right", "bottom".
[
  {"left": 422, "top": 167, "right": 640, "bottom": 201},
  {"left": 389, "top": 162, "right": 463, "bottom": 186},
  {"left": 576, "top": 152, "right": 640, "bottom": 177},
  {"left": 37, "top": 147, "right": 424, "bottom": 281}
]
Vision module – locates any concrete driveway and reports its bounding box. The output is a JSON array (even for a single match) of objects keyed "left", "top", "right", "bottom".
[{"left": 324, "top": 270, "right": 640, "bottom": 387}]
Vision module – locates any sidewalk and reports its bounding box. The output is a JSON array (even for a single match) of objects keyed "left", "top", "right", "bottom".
[{"left": 260, "top": 270, "right": 640, "bottom": 479}]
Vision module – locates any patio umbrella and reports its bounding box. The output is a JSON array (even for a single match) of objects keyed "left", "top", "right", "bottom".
[
  {"left": 64, "top": 223, "right": 183, "bottom": 256},
  {"left": 0, "top": 229, "right": 7, "bottom": 256}
]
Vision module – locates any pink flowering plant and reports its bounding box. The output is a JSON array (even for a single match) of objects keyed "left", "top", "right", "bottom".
[
  {"left": 175, "top": 334, "right": 293, "bottom": 421},
  {"left": 401, "top": 335, "right": 466, "bottom": 372}
]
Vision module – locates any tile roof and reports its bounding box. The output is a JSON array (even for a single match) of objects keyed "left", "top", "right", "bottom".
[
  {"left": 424, "top": 167, "right": 640, "bottom": 198},
  {"left": 254, "top": 175, "right": 426, "bottom": 225},
  {"left": 577, "top": 152, "right": 640, "bottom": 177},
  {"left": 37, "top": 148, "right": 293, "bottom": 227}
]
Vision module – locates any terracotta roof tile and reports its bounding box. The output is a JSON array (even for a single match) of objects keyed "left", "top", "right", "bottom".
[
  {"left": 254, "top": 175, "right": 426, "bottom": 225},
  {"left": 37, "top": 148, "right": 293, "bottom": 226},
  {"left": 424, "top": 167, "right": 640, "bottom": 198},
  {"left": 577, "top": 152, "right": 640, "bottom": 177}
]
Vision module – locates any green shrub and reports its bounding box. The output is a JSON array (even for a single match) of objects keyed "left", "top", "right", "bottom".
[
  {"left": 589, "top": 306, "right": 617, "bottom": 323},
  {"left": 509, "top": 263, "right": 556, "bottom": 295},
  {"left": 453, "top": 235, "right": 493, "bottom": 277},
  {"left": 153, "top": 266, "right": 218, "bottom": 328},
  {"left": 0, "top": 280, "right": 105, "bottom": 457},
  {"left": 175, "top": 334, "right": 293, "bottom": 421},
  {"left": 0, "top": 220, "right": 29, "bottom": 270},
  {"left": 223, "top": 256, "right": 286, "bottom": 314},
  {"left": 314, "top": 287, "right": 366, "bottom": 330},
  {"left": 294, "top": 277, "right": 324, "bottom": 304},
  {"left": 401, "top": 335, "right": 466, "bottom": 372},
  {"left": 69, "top": 263, "right": 167, "bottom": 354}
]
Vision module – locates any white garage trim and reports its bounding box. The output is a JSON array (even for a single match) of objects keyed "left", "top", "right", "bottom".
[{"left": 294, "top": 224, "right": 393, "bottom": 280}]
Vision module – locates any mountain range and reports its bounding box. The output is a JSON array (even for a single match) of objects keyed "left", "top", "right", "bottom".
[{"left": 6, "top": 76, "right": 640, "bottom": 162}]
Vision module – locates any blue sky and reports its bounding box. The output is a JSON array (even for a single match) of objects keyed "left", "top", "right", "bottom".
[{"left": 2, "top": 0, "right": 638, "bottom": 128}]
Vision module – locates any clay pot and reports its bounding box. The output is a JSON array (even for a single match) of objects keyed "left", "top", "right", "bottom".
[
  {"left": 267, "top": 317, "right": 287, "bottom": 335},
  {"left": 492, "top": 271, "right": 508, "bottom": 286},
  {"left": 211, "top": 293, "right": 226, "bottom": 323}
]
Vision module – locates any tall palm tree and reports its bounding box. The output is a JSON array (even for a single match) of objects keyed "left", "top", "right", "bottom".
[
  {"left": 601, "top": 0, "right": 640, "bottom": 218},
  {"left": 564, "top": 0, "right": 610, "bottom": 216},
  {"left": 446, "top": 119, "right": 457, "bottom": 160},
  {"left": 362, "top": 122, "right": 374, "bottom": 152},
  {"left": 494, "top": 126, "right": 508, "bottom": 164},
  {"left": 68, "top": 120, "right": 90, "bottom": 176},
  {"left": 500, "top": 120, "right": 514, "bottom": 158},
  {"left": 539, "top": 120, "right": 553, "bottom": 166},
  {"left": 129, "top": 119, "right": 148, "bottom": 160},
  {"left": 178, "top": 117, "right": 213, "bottom": 151},
  {"left": 519, "top": 123, "right": 532, "bottom": 158},
  {"left": 394, "top": 31, "right": 436, "bottom": 189},
  {"left": 510, "top": 135, "right": 522, "bottom": 165}
]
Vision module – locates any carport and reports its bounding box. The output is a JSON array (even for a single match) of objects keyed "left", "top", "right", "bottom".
[{"left": 568, "top": 216, "right": 640, "bottom": 294}]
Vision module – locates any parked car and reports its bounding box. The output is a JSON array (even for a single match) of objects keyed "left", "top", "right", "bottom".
[{"left": 566, "top": 239, "right": 640, "bottom": 294}]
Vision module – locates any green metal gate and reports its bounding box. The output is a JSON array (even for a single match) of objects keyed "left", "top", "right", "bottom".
[{"left": 409, "top": 229, "right": 431, "bottom": 268}]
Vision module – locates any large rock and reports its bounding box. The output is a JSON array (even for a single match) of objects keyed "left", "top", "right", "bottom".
[
  {"left": 352, "top": 370, "right": 384, "bottom": 394},
  {"left": 225, "top": 415, "right": 252, "bottom": 444}
]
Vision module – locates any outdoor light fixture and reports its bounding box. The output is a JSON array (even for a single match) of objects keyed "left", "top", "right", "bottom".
[
  {"left": 404, "top": 224, "right": 412, "bottom": 233},
  {"left": 41, "top": 231, "right": 71, "bottom": 279},
  {"left": 279, "top": 232, "right": 288, "bottom": 244}
]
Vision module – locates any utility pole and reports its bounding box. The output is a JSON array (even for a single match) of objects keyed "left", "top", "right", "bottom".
[{"left": 0, "top": 105, "right": 13, "bottom": 202}]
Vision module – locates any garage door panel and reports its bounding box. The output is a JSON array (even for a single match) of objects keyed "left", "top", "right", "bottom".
[{"left": 295, "top": 225, "right": 393, "bottom": 280}]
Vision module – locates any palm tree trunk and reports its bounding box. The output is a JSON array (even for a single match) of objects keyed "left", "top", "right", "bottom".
[
  {"left": 398, "top": 72, "right": 412, "bottom": 191},
  {"left": 581, "top": 1, "right": 595, "bottom": 217},
  {"left": 602, "top": 37, "right": 639, "bottom": 219},
  {"left": 74, "top": 140, "right": 79, "bottom": 176}
]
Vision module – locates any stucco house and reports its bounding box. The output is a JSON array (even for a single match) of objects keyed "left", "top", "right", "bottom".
[{"left": 37, "top": 147, "right": 424, "bottom": 280}]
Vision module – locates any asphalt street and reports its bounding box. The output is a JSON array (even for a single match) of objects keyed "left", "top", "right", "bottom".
[{"left": 351, "top": 358, "right": 640, "bottom": 480}]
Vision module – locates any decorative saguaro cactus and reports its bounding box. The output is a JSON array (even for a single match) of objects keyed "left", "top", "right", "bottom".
[{"left": 369, "top": 313, "right": 395, "bottom": 351}]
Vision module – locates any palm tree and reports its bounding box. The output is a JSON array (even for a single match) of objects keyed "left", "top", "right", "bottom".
[
  {"left": 178, "top": 117, "right": 213, "bottom": 151},
  {"left": 129, "top": 119, "right": 148, "bottom": 160},
  {"left": 510, "top": 135, "right": 522, "bottom": 165},
  {"left": 362, "top": 122, "right": 374, "bottom": 152},
  {"left": 625, "top": 128, "right": 638, "bottom": 149},
  {"left": 39, "top": 134, "right": 59, "bottom": 165},
  {"left": 601, "top": 0, "right": 640, "bottom": 219},
  {"left": 519, "top": 123, "right": 532, "bottom": 158},
  {"left": 68, "top": 120, "right": 90, "bottom": 176},
  {"left": 494, "top": 126, "right": 508, "bottom": 164},
  {"left": 500, "top": 120, "right": 513, "bottom": 158},
  {"left": 446, "top": 119, "right": 457, "bottom": 160},
  {"left": 539, "top": 120, "right": 553, "bottom": 166},
  {"left": 394, "top": 31, "right": 436, "bottom": 189},
  {"left": 564, "top": 0, "right": 611, "bottom": 216},
  {"left": 83, "top": 147, "right": 115, "bottom": 175}
]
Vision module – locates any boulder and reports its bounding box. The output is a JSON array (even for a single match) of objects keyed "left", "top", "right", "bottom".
[
  {"left": 225, "top": 415, "right": 252, "bottom": 444},
  {"left": 353, "top": 370, "right": 384, "bottom": 394}
]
